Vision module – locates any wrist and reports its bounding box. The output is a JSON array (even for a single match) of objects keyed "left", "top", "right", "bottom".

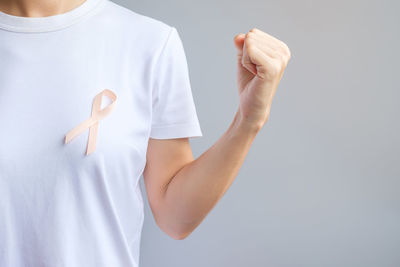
[{"left": 232, "top": 109, "right": 263, "bottom": 137}]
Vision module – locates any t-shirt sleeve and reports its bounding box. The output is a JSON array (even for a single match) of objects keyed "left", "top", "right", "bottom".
[{"left": 149, "top": 26, "right": 203, "bottom": 139}]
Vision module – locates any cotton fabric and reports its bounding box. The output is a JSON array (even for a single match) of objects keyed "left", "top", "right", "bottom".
[{"left": 0, "top": 0, "right": 202, "bottom": 266}]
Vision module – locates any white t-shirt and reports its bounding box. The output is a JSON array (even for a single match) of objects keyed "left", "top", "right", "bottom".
[{"left": 0, "top": 0, "right": 202, "bottom": 266}]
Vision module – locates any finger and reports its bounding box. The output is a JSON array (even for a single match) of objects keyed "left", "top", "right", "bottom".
[
  {"left": 241, "top": 41, "right": 258, "bottom": 75},
  {"left": 246, "top": 31, "right": 288, "bottom": 58},
  {"left": 245, "top": 34, "right": 291, "bottom": 69},
  {"left": 247, "top": 39, "right": 283, "bottom": 61},
  {"left": 249, "top": 28, "right": 288, "bottom": 51},
  {"left": 245, "top": 43, "right": 278, "bottom": 80}
]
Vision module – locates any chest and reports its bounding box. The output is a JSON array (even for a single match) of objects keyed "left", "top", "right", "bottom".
[{"left": 0, "top": 36, "right": 152, "bottom": 175}]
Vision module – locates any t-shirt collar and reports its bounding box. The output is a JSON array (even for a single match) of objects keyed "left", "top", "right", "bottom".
[{"left": 0, "top": 0, "right": 105, "bottom": 33}]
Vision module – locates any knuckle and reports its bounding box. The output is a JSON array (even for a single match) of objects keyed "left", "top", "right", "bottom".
[
  {"left": 275, "top": 51, "right": 284, "bottom": 60},
  {"left": 246, "top": 44, "right": 256, "bottom": 54},
  {"left": 244, "top": 38, "right": 255, "bottom": 50},
  {"left": 286, "top": 51, "right": 291, "bottom": 61},
  {"left": 244, "top": 35, "right": 252, "bottom": 44},
  {"left": 279, "top": 52, "right": 289, "bottom": 64},
  {"left": 283, "top": 55, "right": 290, "bottom": 65},
  {"left": 273, "top": 51, "right": 286, "bottom": 65},
  {"left": 272, "top": 61, "right": 282, "bottom": 75},
  {"left": 281, "top": 42, "right": 291, "bottom": 58},
  {"left": 246, "top": 31, "right": 256, "bottom": 39},
  {"left": 275, "top": 60, "right": 283, "bottom": 70},
  {"left": 250, "top": 27, "right": 260, "bottom": 33}
]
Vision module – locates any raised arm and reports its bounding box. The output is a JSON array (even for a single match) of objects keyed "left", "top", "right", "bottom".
[{"left": 143, "top": 28, "right": 291, "bottom": 240}]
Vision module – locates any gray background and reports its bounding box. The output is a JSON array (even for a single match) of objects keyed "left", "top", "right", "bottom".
[{"left": 116, "top": 0, "right": 400, "bottom": 266}]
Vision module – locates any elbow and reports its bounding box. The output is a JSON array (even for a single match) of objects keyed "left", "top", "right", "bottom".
[
  {"left": 156, "top": 216, "right": 196, "bottom": 240},
  {"left": 166, "top": 224, "right": 195, "bottom": 240},
  {"left": 152, "top": 203, "right": 199, "bottom": 240},
  {"left": 169, "top": 230, "right": 191, "bottom": 240}
]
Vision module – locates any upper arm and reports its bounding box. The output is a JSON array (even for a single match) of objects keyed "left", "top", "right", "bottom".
[
  {"left": 143, "top": 137, "right": 194, "bottom": 226},
  {"left": 143, "top": 25, "right": 202, "bottom": 234}
]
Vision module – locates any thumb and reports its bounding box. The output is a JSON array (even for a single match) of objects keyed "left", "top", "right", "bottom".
[
  {"left": 234, "top": 33, "right": 257, "bottom": 76},
  {"left": 233, "top": 33, "right": 246, "bottom": 52}
]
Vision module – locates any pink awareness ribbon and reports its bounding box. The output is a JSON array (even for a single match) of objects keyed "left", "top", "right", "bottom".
[{"left": 64, "top": 89, "right": 117, "bottom": 155}]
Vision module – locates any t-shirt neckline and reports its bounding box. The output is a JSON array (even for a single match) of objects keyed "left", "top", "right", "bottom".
[{"left": 0, "top": 0, "right": 106, "bottom": 33}]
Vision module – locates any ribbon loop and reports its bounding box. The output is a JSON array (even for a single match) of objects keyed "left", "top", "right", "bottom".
[{"left": 64, "top": 89, "right": 117, "bottom": 155}]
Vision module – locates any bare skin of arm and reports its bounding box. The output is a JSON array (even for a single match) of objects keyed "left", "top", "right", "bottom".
[
  {"left": 144, "top": 28, "right": 291, "bottom": 240},
  {"left": 144, "top": 111, "right": 260, "bottom": 240}
]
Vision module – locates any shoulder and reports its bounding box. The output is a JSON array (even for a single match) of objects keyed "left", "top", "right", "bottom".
[{"left": 97, "top": 0, "right": 173, "bottom": 44}]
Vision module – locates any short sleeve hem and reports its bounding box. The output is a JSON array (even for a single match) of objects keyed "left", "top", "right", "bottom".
[
  {"left": 149, "top": 26, "right": 203, "bottom": 140},
  {"left": 149, "top": 122, "right": 203, "bottom": 139}
]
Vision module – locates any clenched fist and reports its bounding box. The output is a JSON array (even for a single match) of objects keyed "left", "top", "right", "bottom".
[{"left": 234, "top": 28, "right": 291, "bottom": 131}]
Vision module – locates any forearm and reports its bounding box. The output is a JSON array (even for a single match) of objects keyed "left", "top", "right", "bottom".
[{"left": 161, "top": 109, "right": 261, "bottom": 237}]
